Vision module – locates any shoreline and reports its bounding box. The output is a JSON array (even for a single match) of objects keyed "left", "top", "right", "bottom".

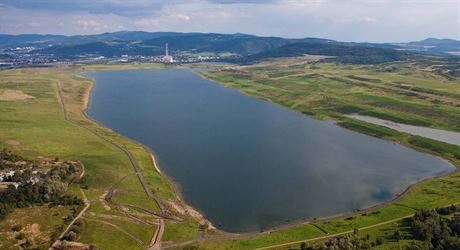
[
  {"left": 79, "top": 72, "right": 216, "bottom": 229},
  {"left": 78, "top": 65, "right": 459, "bottom": 238}
]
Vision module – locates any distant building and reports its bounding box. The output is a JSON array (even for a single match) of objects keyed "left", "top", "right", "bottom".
[{"left": 162, "top": 43, "right": 174, "bottom": 63}]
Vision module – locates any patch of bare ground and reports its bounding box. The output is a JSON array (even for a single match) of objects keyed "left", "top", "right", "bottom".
[
  {"left": 0, "top": 89, "right": 37, "bottom": 102},
  {"left": 99, "top": 191, "right": 112, "bottom": 211},
  {"left": 7, "top": 223, "right": 48, "bottom": 248},
  {"left": 167, "top": 201, "right": 216, "bottom": 230},
  {"left": 51, "top": 240, "right": 91, "bottom": 250},
  {"left": 4, "top": 138, "right": 29, "bottom": 151}
]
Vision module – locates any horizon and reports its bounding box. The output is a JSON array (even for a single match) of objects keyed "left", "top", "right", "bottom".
[
  {"left": 0, "top": 0, "right": 459, "bottom": 43},
  {"left": 1, "top": 30, "right": 459, "bottom": 44}
]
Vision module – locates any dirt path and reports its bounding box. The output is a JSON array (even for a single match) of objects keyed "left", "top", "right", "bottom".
[
  {"left": 58, "top": 189, "right": 90, "bottom": 240},
  {"left": 57, "top": 81, "right": 168, "bottom": 211},
  {"left": 253, "top": 201, "right": 460, "bottom": 250},
  {"left": 347, "top": 114, "right": 460, "bottom": 146},
  {"left": 50, "top": 81, "right": 91, "bottom": 249},
  {"left": 149, "top": 219, "right": 165, "bottom": 250},
  {"left": 253, "top": 214, "right": 414, "bottom": 250},
  {"left": 56, "top": 80, "right": 168, "bottom": 248}
]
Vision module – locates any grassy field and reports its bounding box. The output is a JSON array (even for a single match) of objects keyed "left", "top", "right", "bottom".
[
  {"left": 0, "top": 65, "right": 200, "bottom": 249},
  {"left": 201, "top": 60, "right": 460, "bottom": 131},
  {"left": 1, "top": 60, "right": 460, "bottom": 249}
]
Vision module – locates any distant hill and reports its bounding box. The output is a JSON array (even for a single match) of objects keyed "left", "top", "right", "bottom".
[
  {"left": 0, "top": 34, "right": 66, "bottom": 47},
  {"left": 35, "top": 33, "right": 336, "bottom": 58},
  {"left": 238, "top": 42, "right": 413, "bottom": 64},
  {"left": 0, "top": 31, "right": 183, "bottom": 48},
  {"left": 396, "top": 38, "right": 460, "bottom": 56},
  {"left": 408, "top": 38, "right": 460, "bottom": 47},
  {"left": 0, "top": 31, "right": 458, "bottom": 64},
  {"left": 32, "top": 32, "right": 397, "bottom": 62}
]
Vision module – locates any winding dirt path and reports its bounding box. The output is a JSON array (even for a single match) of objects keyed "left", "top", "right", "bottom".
[
  {"left": 57, "top": 189, "right": 91, "bottom": 240},
  {"left": 149, "top": 219, "right": 165, "bottom": 250},
  {"left": 50, "top": 83, "right": 91, "bottom": 249},
  {"left": 56, "top": 80, "right": 168, "bottom": 248}
]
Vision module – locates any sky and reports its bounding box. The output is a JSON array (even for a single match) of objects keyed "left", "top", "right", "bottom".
[{"left": 0, "top": 0, "right": 459, "bottom": 42}]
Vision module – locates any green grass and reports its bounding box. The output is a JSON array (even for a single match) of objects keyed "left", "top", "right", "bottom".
[
  {"left": 408, "top": 136, "right": 460, "bottom": 160},
  {"left": 338, "top": 119, "right": 403, "bottom": 138},
  {"left": 195, "top": 224, "right": 325, "bottom": 249},
  {"left": 78, "top": 219, "right": 144, "bottom": 250},
  {"left": 0, "top": 67, "right": 198, "bottom": 249},
  {"left": 163, "top": 220, "right": 199, "bottom": 243}
]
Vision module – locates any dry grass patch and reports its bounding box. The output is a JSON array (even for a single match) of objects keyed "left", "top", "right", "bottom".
[{"left": 0, "top": 89, "right": 36, "bottom": 102}]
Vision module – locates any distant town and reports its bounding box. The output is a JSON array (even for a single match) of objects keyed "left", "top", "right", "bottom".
[{"left": 0, "top": 42, "right": 225, "bottom": 69}]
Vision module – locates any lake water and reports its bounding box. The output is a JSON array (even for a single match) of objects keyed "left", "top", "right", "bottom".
[{"left": 85, "top": 69, "right": 454, "bottom": 232}]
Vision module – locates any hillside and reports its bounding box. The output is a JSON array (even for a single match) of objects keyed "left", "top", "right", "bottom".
[{"left": 238, "top": 42, "right": 413, "bottom": 64}]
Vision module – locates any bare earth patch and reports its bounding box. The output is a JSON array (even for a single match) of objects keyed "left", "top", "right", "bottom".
[
  {"left": 99, "top": 191, "right": 112, "bottom": 211},
  {"left": 5, "top": 138, "right": 29, "bottom": 151},
  {"left": 168, "top": 201, "right": 216, "bottom": 230},
  {"left": 0, "top": 89, "right": 36, "bottom": 102}
]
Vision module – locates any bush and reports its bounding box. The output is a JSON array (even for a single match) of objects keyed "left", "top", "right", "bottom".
[{"left": 63, "top": 231, "right": 77, "bottom": 241}]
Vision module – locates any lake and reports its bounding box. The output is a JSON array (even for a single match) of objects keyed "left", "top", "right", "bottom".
[{"left": 85, "top": 69, "right": 454, "bottom": 232}]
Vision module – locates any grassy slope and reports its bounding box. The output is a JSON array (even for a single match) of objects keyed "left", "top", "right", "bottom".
[
  {"left": 0, "top": 206, "right": 73, "bottom": 249},
  {"left": 0, "top": 66, "right": 199, "bottom": 249},
  {"left": 193, "top": 60, "right": 460, "bottom": 249}
]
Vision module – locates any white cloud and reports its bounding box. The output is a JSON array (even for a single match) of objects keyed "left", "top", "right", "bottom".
[
  {"left": 135, "top": 18, "right": 160, "bottom": 26},
  {"left": 27, "top": 22, "right": 40, "bottom": 27},
  {"left": 77, "top": 19, "right": 101, "bottom": 27},
  {"left": 0, "top": 0, "right": 457, "bottom": 42},
  {"left": 362, "top": 16, "right": 377, "bottom": 23},
  {"left": 171, "top": 13, "right": 191, "bottom": 21}
]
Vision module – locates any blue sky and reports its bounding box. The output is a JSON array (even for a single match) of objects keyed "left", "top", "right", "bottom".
[{"left": 0, "top": 0, "right": 458, "bottom": 42}]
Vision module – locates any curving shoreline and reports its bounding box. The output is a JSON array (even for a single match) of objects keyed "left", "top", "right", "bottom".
[
  {"left": 80, "top": 73, "right": 216, "bottom": 229},
  {"left": 78, "top": 66, "right": 458, "bottom": 239}
]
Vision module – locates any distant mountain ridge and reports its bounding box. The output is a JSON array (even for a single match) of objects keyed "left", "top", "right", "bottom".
[
  {"left": 395, "top": 38, "right": 460, "bottom": 56},
  {"left": 0, "top": 31, "right": 458, "bottom": 64}
]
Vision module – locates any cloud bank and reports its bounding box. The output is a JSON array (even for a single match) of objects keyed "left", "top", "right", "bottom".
[{"left": 0, "top": 0, "right": 458, "bottom": 42}]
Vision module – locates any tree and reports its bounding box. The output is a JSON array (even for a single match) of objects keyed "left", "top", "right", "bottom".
[
  {"left": 375, "top": 236, "right": 384, "bottom": 245},
  {"left": 300, "top": 242, "right": 307, "bottom": 250},
  {"left": 63, "top": 231, "right": 77, "bottom": 241},
  {"left": 394, "top": 229, "right": 401, "bottom": 241},
  {"left": 450, "top": 214, "right": 460, "bottom": 235}
]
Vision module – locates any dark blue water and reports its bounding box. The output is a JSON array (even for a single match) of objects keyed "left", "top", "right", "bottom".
[{"left": 85, "top": 69, "right": 454, "bottom": 232}]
